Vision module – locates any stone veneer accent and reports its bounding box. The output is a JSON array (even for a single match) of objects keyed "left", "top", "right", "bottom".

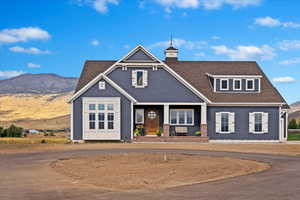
[
  {"left": 201, "top": 124, "right": 208, "bottom": 137},
  {"left": 163, "top": 124, "right": 170, "bottom": 137}
]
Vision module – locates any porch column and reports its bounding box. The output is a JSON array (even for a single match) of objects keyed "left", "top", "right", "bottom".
[
  {"left": 200, "top": 104, "right": 208, "bottom": 137},
  {"left": 163, "top": 104, "right": 170, "bottom": 137}
]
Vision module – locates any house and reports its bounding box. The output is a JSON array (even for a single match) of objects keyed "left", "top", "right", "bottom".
[{"left": 69, "top": 45, "right": 289, "bottom": 142}]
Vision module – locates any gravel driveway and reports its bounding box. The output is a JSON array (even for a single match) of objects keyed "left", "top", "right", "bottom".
[{"left": 1, "top": 148, "right": 299, "bottom": 200}]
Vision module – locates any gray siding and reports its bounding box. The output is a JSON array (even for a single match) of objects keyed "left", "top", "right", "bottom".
[
  {"left": 216, "top": 78, "right": 260, "bottom": 92},
  {"left": 108, "top": 67, "right": 204, "bottom": 102},
  {"left": 207, "top": 106, "right": 280, "bottom": 140},
  {"left": 126, "top": 50, "right": 155, "bottom": 62},
  {"left": 73, "top": 80, "right": 132, "bottom": 141}
]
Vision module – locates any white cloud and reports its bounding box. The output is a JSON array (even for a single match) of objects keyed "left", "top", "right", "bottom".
[
  {"left": 9, "top": 46, "right": 50, "bottom": 54},
  {"left": 279, "top": 40, "right": 300, "bottom": 51},
  {"left": 279, "top": 58, "right": 300, "bottom": 65},
  {"left": 273, "top": 76, "right": 296, "bottom": 83},
  {"left": 27, "top": 63, "right": 41, "bottom": 68},
  {"left": 203, "top": 0, "right": 262, "bottom": 10},
  {"left": 93, "top": 0, "right": 119, "bottom": 13},
  {"left": 0, "top": 70, "right": 25, "bottom": 79},
  {"left": 212, "top": 35, "right": 220, "bottom": 40},
  {"left": 255, "top": 16, "right": 300, "bottom": 28},
  {"left": 149, "top": 38, "right": 207, "bottom": 50},
  {"left": 124, "top": 44, "right": 130, "bottom": 49},
  {"left": 0, "top": 27, "right": 50, "bottom": 44},
  {"left": 152, "top": 0, "right": 200, "bottom": 9},
  {"left": 211, "top": 44, "right": 276, "bottom": 60},
  {"left": 195, "top": 52, "right": 205, "bottom": 57},
  {"left": 90, "top": 39, "right": 100, "bottom": 46}
]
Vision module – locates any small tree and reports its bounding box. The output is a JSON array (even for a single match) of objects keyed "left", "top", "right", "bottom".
[
  {"left": 0, "top": 127, "right": 3, "bottom": 137},
  {"left": 6, "top": 124, "right": 23, "bottom": 137},
  {"left": 288, "top": 119, "right": 298, "bottom": 129}
]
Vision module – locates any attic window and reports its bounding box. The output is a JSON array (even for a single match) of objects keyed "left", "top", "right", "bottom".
[
  {"left": 132, "top": 70, "right": 148, "bottom": 88},
  {"left": 246, "top": 79, "right": 255, "bottom": 91},
  {"left": 99, "top": 81, "right": 105, "bottom": 90},
  {"left": 220, "top": 79, "right": 229, "bottom": 90}
]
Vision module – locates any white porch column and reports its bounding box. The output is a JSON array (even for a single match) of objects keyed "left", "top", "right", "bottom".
[
  {"left": 163, "top": 104, "right": 170, "bottom": 136},
  {"left": 200, "top": 103, "right": 208, "bottom": 137}
]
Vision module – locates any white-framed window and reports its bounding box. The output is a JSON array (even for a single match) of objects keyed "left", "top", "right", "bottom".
[
  {"left": 233, "top": 79, "right": 242, "bottom": 90},
  {"left": 216, "top": 112, "right": 235, "bottom": 134},
  {"left": 249, "top": 112, "right": 268, "bottom": 134},
  {"left": 132, "top": 70, "right": 148, "bottom": 88},
  {"left": 135, "top": 109, "right": 144, "bottom": 124},
  {"left": 246, "top": 79, "right": 255, "bottom": 91},
  {"left": 220, "top": 79, "right": 229, "bottom": 90},
  {"left": 99, "top": 81, "right": 106, "bottom": 90},
  {"left": 170, "top": 109, "right": 194, "bottom": 126}
]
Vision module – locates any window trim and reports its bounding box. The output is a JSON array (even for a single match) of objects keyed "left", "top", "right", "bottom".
[
  {"left": 252, "top": 112, "right": 264, "bottom": 134},
  {"left": 170, "top": 109, "right": 194, "bottom": 126},
  {"left": 219, "top": 112, "right": 231, "bottom": 134},
  {"left": 246, "top": 79, "right": 255, "bottom": 91},
  {"left": 99, "top": 81, "right": 106, "bottom": 90},
  {"left": 133, "top": 70, "right": 147, "bottom": 88},
  {"left": 220, "top": 79, "right": 229, "bottom": 91},
  {"left": 233, "top": 79, "right": 242, "bottom": 91},
  {"left": 135, "top": 109, "right": 144, "bottom": 124}
]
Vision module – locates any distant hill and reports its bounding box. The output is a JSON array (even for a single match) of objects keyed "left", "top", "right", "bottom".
[
  {"left": 0, "top": 73, "right": 78, "bottom": 94},
  {"left": 289, "top": 101, "right": 300, "bottom": 121}
]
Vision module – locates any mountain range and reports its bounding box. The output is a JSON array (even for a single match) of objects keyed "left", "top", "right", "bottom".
[{"left": 0, "top": 73, "right": 78, "bottom": 94}]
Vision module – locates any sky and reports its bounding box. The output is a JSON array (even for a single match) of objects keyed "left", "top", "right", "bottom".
[{"left": 0, "top": 0, "right": 300, "bottom": 104}]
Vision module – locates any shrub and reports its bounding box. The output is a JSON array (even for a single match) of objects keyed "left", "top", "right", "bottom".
[
  {"left": 41, "top": 139, "right": 47, "bottom": 144},
  {"left": 194, "top": 131, "right": 201, "bottom": 136},
  {"left": 288, "top": 119, "right": 298, "bottom": 129},
  {"left": 0, "top": 127, "right": 3, "bottom": 137},
  {"left": 44, "top": 133, "right": 49, "bottom": 136},
  {"left": 6, "top": 125, "right": 23, "bottom": 137}
]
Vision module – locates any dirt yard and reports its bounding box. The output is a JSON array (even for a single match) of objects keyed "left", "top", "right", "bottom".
[
  {"left": 51, "top": 153, "right": 269, "bottom": 191},
  {"left": 1, "top": 143, "right": 300, "bottom": 156}
]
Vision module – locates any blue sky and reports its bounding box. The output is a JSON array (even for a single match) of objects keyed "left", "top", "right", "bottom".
[{"left": 0, "top": 0, "right": 300, "bottom": 103}]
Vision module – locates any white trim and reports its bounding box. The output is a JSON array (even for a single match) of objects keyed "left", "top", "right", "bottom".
[
  {"left": 201, "top": 104, "right": 207, "bottom": 124},
  {"left": 251, "top": 112, "right": 264, "bottom": 134},
  {"left": 209, "top": 102, "right": 285, "bottom": 106},
  {"left": 135, "top": 109, "right": 144, "bottom": 124},
  {"left": 72, "top": 140, "right": 85, "bottom": 143},
  {"left": 218, "top": 112, "right": 231, "bottom": 134},
  {"left": 164, "top": 105, "right": 170, "bottom": 125},
  {"left": 69, "top": 73, "right": 137, "bottom": 103},
  {"left": 213, "top": 78, "right": 216, "bottom": 92},
  {"left": 170, "top": 109, "right": 194, "bottom": 126},
  {"left": 207, "top": 73, "right": 262, "bottom": 78},
  {"left": 258, "top": 78, "right": 261, "bottom": 93},
  {"left": 135, "top": 102, "right": 205, "bottom": 105},
  {"left": 246, "top": 79, "right": 255, "bottom": 91},
  {"left": 233, "top": 78, "right": 242, "bottom": 91},
  {"left": 210, "top": 140, "right": 280, "bottom": 143},
  {"left": 220, "top": 78, "right": 229, "bottom": 91},
  {"left": 104, "top": 45, "right": 212, "bottom": 103},
  {"left": 118, "top": 63, "right": 163, "bottom": 66},
  {"left": 131, "top": 101, "right": 134, "bottom": 140},
  {"left": 70, "top": 102, "right": 73, "bottom": 140}
]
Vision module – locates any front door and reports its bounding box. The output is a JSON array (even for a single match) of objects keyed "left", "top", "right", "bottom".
[{"left": 145, "top": 109, "right": 160, "bottom": 135}]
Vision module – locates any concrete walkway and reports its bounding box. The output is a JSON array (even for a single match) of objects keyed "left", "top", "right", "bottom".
[{"left": 1, "top": 148, "right": 299, "bottom": 200}]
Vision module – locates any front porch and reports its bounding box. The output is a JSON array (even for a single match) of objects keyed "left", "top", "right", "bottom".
[{"left": 133, "top": 103, "right": 209, "bottom": 142}]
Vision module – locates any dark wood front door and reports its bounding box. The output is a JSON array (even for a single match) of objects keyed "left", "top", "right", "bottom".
[{"left": 145, "top": 109, "right": 160, "bottom": 135}]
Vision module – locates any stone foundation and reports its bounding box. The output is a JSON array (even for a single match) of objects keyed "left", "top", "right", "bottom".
[{"left": 201, "top": 124, "right": 208, "bottom": 137}]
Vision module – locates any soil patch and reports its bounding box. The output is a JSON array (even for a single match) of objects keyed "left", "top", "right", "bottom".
[{"left": 51, "top": 153, "right": 270, "bottom": 191}]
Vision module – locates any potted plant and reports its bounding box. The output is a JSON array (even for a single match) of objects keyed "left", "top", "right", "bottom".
[
  {"left": 194, "top": 131, "right": 201, "bottom": 136},
  {"left": 156, "top": 128, "right": 162, "bottom": 137},
  {"left": 134, "top": 128, "right": 141, "bottom": 137}
]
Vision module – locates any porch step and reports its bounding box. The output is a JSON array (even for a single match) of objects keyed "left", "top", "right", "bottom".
[{"left": 134, "top": 136, "right": 209, "bottom": 143}]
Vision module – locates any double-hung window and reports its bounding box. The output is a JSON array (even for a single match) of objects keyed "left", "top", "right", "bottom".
[
  {"left": 170, "top": 109, "right": 194, "bottom": 126},
  {"left": 233, "top": 79, "right": 241, "bottom": 90},
  {"left": 246, "top": 79, "right": 255, "bottom": 91},
  {"left": 216, "top": 112, "right": 235, "bottom": 134},
  {"left": 87, "top": 103, "right": 116, "bottom": 131},
  {"left": 249, "top": 112, "right": 268, "bottom": 134},
  {"left": 135, "top": 109, "right": 144, "bottom": 124},
  {"left": 221, "top": 112, "right": 229, "bottom": 132},
  {"left": 220, "top": 79, "right": 229, "bottom": 90},
  {"left": 254, "top": 113, "right": 263, "bottom": 133}
]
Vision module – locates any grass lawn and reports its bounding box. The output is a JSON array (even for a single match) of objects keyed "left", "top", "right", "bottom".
[
  {"left": 288, "top": 133, "right": 300, "bottom": 141},
  {"left": 0, "top": 137, "right": 69, "bottom": 144}
]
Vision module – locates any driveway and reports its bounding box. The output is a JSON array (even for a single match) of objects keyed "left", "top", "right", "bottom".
[{"left": 0, "top": 148, "right": 299, "bottom": 200}]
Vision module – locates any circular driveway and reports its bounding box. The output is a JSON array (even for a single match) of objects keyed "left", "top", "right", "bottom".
[{"left": 0, "top": 148, "right": 299, "bottom": 200}]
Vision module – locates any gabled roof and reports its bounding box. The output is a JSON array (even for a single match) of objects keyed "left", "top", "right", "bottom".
[{"left": 72, "top": 46, "right": 288, "bottom": 106}]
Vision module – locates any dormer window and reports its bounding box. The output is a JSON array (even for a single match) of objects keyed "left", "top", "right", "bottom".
[
  {"left": 246, "top": 79, "right": 255, "bottom": 91},
  {"left": 220, "top": 79, "right": 229, "bottom": 90},
  {"left": 132, "top": 70, "right": 148, "bottom": 88},
  {"left": 233, "top": 79, "right": 241, "bottom": 90}
]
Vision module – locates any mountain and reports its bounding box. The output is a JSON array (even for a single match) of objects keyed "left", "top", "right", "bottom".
[
  {"left": 289, "top": 101, "right": 300, "bottom": 121},
  {"left": 0, "top": 73, "right": 78, "bottom": 94}
]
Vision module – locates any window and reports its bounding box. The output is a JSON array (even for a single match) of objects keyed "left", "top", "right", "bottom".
[
  {"left": 99, "top": 81, "right": 105, "bottom": 90},
  {"left": 98, "top": 104, "right": 105, "bottom": 111},
  {"left": 135, "top": 109, "right": 144, "bottom": 124},
  {"left": 136, "top": 71, "right": 143, "bottom": 86},
  {"left": 148, "top": 111, "right": 157, "bottom": 120},
  {"left": 107, "top": 104, "right": 114, "bottom": 111},
  {"left": 89, "top": 113, "right": 96, "bottom": 129},
  {"left": 254, "top": 113, "right": 263, "bottom": 132},
  {"left": 233, "top": 79, "right": 241, "bottom": 90},
  {"left": 220, "top": 79, "right": 229, "bottom": 90},
  {"left": 89, "top": 104, "right": 96, "bottom": 111},
  {"left": 107, "top": 113, "right": 114, "bottom": 130},
  {"left": 98, "top": 113, "right": 105, "bottom": 129},
  {"left": 221, "top": 113, "right": 229, "bottom": 132},
  {"left": 132, "top": 70, "right": 148, "bottom": 88},
  {"left": 246, "top": 79, "right": 255, "bottom": 91},
  {"left": 170, "top": 109, "right": 194, "bottom": 125}
]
